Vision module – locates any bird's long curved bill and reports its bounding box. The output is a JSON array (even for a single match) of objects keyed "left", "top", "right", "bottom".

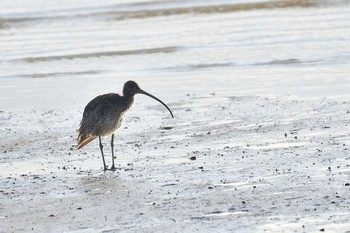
[{"left": 139, "top": 90, "right": 174, "bottom": 118}]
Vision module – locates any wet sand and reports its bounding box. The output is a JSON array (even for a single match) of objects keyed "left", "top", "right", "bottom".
[
  {"left": 1, "top": 0, "right": 350, "bottom": 232},
  {"left": 1, "top": 95, "right": 350, "bottom": 232}
]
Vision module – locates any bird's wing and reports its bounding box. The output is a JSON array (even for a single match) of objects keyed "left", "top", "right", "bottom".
[
  {"left": 78, "top": 93, "right": 124, "bottom": 138},
  {"left": 80, "top": 94, "right": 117, "bottom": 126},
  {"left": 82, "top": 93, "right": 119, "bottom": 120}
]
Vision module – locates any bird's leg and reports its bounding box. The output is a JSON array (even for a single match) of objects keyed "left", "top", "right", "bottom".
[
  {"left": 110, "top": 134, "right": 116, "bottom": 171},
  {"left": 99, "top": 136, "right": 107, "bottom": 171}
]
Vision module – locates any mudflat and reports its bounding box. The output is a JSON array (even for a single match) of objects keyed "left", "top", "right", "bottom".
[{"left": 1, "top": 95, "right": 349, "bottom": 232}]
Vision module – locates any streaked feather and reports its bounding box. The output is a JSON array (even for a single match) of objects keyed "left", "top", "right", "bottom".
[{"left": 77, "top": 93, "right": 133, "bottom": 149}]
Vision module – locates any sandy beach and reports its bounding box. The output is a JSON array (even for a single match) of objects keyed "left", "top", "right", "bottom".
[
  {"left": 1, "top": 95, "right": 350, "bottom": 232},
  {"left": 1, "top": 0, "right": 350, "bottom": 232}
]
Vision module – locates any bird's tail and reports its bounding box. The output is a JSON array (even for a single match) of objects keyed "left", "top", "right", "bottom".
[{"left": 77, "top": 135, "right": 96, "bottom": 149}]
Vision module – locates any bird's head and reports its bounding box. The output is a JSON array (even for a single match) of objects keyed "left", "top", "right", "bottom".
[
  {"left": 123, "top": 80, "right": 142, "bottom": 96},
  {"left": 122, "top": 80, "right": 174, "bottom": 118}
]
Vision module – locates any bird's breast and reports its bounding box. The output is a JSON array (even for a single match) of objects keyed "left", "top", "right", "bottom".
[
  {"left": 98, "top": 110, "right": 126, "bottom": 136},
  {"left": 116, "top": 113, "right": 125, "bottom": 129}
]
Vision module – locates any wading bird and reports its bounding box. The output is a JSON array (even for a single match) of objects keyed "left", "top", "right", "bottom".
[{"left": 77, "top": 81, "right": 173, "bottom": 170}]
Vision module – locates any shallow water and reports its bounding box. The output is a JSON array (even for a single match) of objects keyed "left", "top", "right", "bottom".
[{"left": 1, "top": 0, "right": 350, "bottom": 109}]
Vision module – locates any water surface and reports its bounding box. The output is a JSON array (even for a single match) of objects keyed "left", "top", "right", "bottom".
[{"left": 1, "top": 0, "right": 350, "bottom": 109}]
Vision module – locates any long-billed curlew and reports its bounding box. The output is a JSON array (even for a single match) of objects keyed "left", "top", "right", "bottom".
[{"left": 77, "top": 80, "right": 173, "bottom": 170}]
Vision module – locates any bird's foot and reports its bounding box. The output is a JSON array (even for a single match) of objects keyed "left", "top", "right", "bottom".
[
  {"left": 109, "top": 165, "right": 123, "bottom": 171},
  {"left": 102, "top": 165, "right": 121, "bottom": 171},
  {"left": 110, "top": 165, "right": 116, "bottom": 171}
]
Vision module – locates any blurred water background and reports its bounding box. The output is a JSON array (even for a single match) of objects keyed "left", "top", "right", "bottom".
[{"left": 0, "top": 0, "right": 350, "bottom": 109}]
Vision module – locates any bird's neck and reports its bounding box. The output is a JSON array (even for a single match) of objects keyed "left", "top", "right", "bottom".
[{"left": 123, "top": 95, "right": 135, "bottom": 110}]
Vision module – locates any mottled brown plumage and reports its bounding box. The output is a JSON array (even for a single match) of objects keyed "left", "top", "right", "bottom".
[{"left": 77, "top": 81, "right": 173, "bottom": 170}]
